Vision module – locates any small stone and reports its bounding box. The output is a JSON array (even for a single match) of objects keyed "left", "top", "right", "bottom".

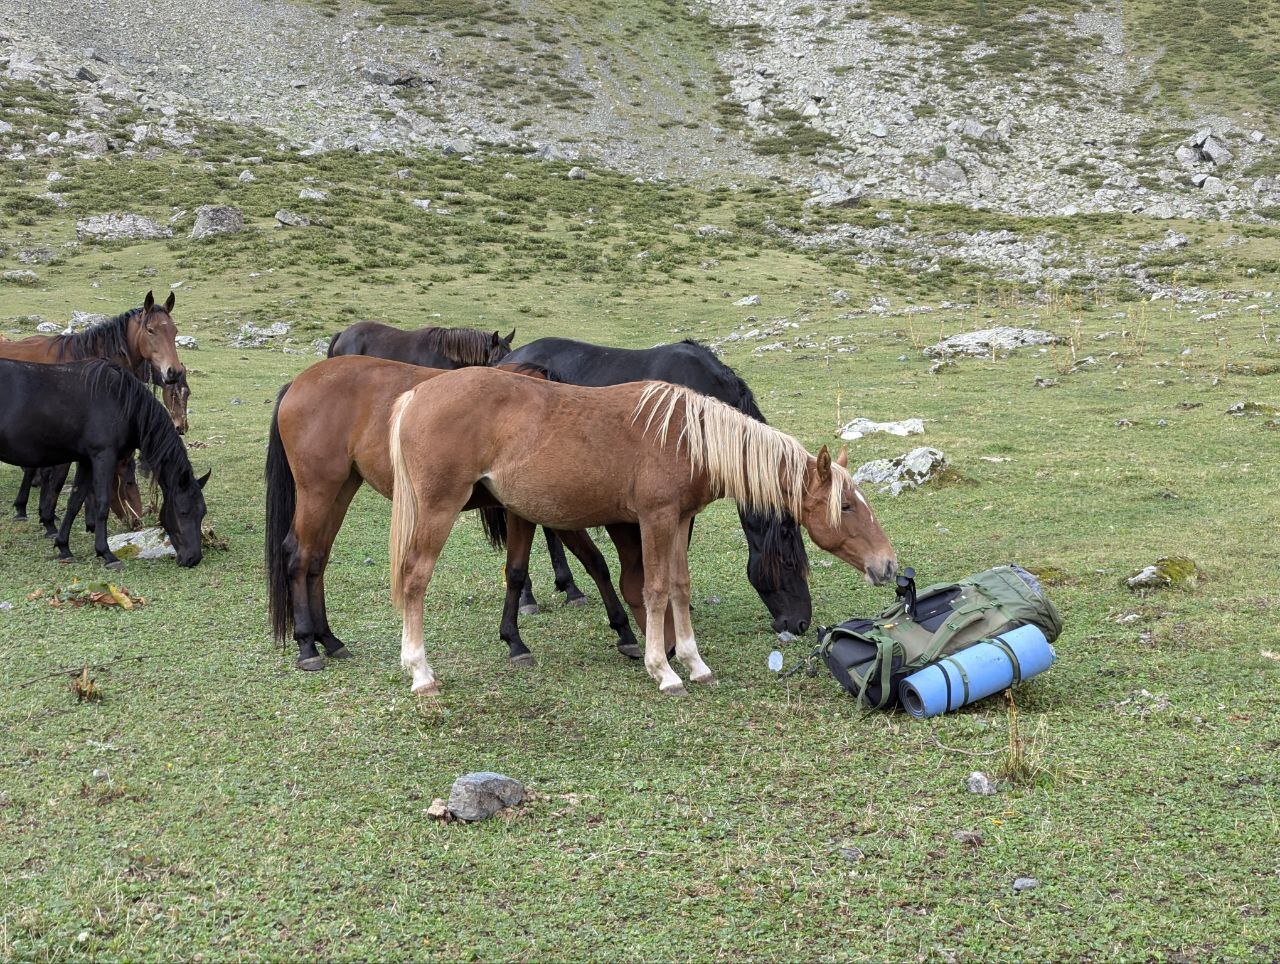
[
  {"left": 1012, "top": 877, "right": 1040, "bottom": 893},
  {"left": 854, "top": 447, "right": 949, "bottom": 497},
  {"left": 425, "top": 798, "right": 450, "bottom": 820},
  {"left": 274, "top": 209, "right": 311, "bottom": 228},
  {"left": 952, "top": 829, "right": 983, "bottom": 847},
  {"left": 238, "top": 170, "right": 256, "bottom": 183},
  {"left": 298, "top": 188, "right": 328, "bottom": 201},
  {"left": 410, "top": 198, "right": 432, "bottom": 210},
  {"left": 734, "top": 294, "right": 761, "bottom": 307},
  {"left": 91, "top": 768, "right": 109, "bottom": 782},
  {"left": 831, "top": 289, "right": 849, "bottom": 302},
  {"left": 697, "top": 224, "right": 728, "bottom": 237},
  {"left": 1126, "top": 556, "right": 1202, "bottom": 591},
  {"left": 2, "top": 269, "right": 39, "bottom": 285},
  {"left": 966, "top": 771, "right": 997, "bottom": 795},
  {"left": 1034, "top": 377, "right": 1057, "bottom": 389},
  {"left": 175, "top": 335, "right": 198, "bottom": 349},
  {"left": 447, "top": 771, "right": 525, "bottom": 822},
  {"left": 567, "top": 166, "right": 586, "bottom": 180},
  {"left": 76, "top": 213, "right": 172, "bottom": 242},
  {"left": 925, "top": 327, "right": 1057, "bottom": 358},
  {"left": 838, "top": 846, "right": 865, "bottom": 863},
  {"left": 839, "top": 417, "right": 924, "bottom": 441}
]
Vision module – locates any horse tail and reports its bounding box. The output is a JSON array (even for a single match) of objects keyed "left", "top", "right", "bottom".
[
  {"left": 388, "top": 389, "right": 418, "bottom": 614},
  {"left": 479, "top": 507, "right": 508, "bottom": 550},
  {"left": 265, "top": 382, "right": 296, "bottom": 645},
  {"left": 326, "top": 330, "right": 343, "bottom": 357}
]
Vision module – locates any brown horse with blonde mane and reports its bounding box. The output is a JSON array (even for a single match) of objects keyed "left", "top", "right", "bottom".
[
  {"left": 265, "top": 355, "right": 640, "bottom": 671},
  {"left": 388, "top": 367, "right": 897, "bottom": 697}
]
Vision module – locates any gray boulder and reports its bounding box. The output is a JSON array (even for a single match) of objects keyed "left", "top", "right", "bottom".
[
  {"left": 948, "top": 118, "right": 997, "bottom": 142},
  {"left": 274, "top": 209, "right": 311, "bottom": 228},
  {"left": 68, "top": 311, "right": 108, "bottom": 330},
  {"left": 175, "top": 335, "right": 198, "bottom": 350},
  {"left": 76, "top": 213, "right": 173, "bottom": 242},
  {"left": 298, "top": 188, "right": 328, "bottom": 201},
  {"left": 441, "top": 139, "right": 474, "bottom": 157},
  {"left": 191, "top": 205, "right": 244, "bottom": 240},
  {"left": 567, "top": 166, "right": 586, "bottom": 180},
  {"left": 925, "top": 326, "right": 1057, "bottom": 358},
  {"left": 854, "top": 446, "right": 949, "bottom": 496},
  {"left": 2, "top": 270, "right": 39, "bottom": 286},
  {"left": 1200, "top": 136, "right": 1232, "bottom": 166},
  {"left": 925, "top": 160, "right": 968, "bottom": 191},
  {"left": 446, "top": 772, "right": 525, "bottom": 822}
]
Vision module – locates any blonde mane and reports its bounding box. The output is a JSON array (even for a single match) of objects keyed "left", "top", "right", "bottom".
[{"left": 633, "top": 382, "right": 848, "bottom": 525}]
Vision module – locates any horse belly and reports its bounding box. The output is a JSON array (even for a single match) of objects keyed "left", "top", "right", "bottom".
[{"left": 482, "top": 471, "right": 633, "bottom": 530}]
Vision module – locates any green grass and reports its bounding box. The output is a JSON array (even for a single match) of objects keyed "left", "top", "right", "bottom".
[{"left": 1, "top": 85, "right": 1280, "bottom": 959}]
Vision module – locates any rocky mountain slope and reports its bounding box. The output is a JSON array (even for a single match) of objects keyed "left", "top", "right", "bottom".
[{"left": 2, "top": 0, "right": 1278, "bottom": 222}]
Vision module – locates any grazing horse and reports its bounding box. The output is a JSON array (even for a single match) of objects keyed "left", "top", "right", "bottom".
[
  {"left": 387, "top": 368, "right": 896, "bottom": 697},
  {"left": 500, "top": 336, "right": 812, "bottom": 638},
  {"left": 327, "top": 320, "right": 516, "bottom": 369},
  {"left": 0, "top": 359, "right": 208, "bottom": 568},
  {"left": 15, "top": 457, "right": 143, "bottom": 537},
  {"left": 2, "top": 292, "right": 190, "bottom": 526},
  {"left": 265, "top": 355, "right": 639, "bottom": 671}
]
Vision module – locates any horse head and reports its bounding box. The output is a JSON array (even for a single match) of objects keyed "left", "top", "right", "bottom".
[
  {"left": 133, "top": 290, "right": 185, "bottom": 386},
  {"left": 487, "top": 328, "right": 517, "bottom": 365},
  {"left": 800, "top": 446, "right": 897, "bottom": 587},
  {"left": 158, "top": 466, "right": 209, "bottom": 567},
  {"left": 161, "top": 370, "right": 191, "bottom": 435}
]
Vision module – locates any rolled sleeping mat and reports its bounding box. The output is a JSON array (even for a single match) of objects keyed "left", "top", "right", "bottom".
[{"left": 898, "top": 623, "right": 1056, "bottom": 719}]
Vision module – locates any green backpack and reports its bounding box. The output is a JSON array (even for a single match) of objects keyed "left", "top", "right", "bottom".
[{"left": 819, "top": 565, "right": 1063, "bottom": 709}]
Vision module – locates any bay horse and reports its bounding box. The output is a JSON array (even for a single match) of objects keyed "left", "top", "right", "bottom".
[
  {"left": 387, "top": 367, "right": 897, "bottom": 697},
  {"left": 0, "top": 359, "right": 208, "bottom": 568},
  {"left": 327, "top": 320, "right": 516, "bottom": 369},
  {"left": 265, "top": 355, "right": 639, "bottom": 671},
  {"left": 500, "top": 336, "right": 812, "bottom": 638}
]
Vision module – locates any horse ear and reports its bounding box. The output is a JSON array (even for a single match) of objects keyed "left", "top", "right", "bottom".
[
  {"left": 816, "top": 445, "right": 832, "bottom": 482},
  {"left": 836, "top": 445, "right": 848, "bottom": 469},
  {"left": 505, "top": 327, "right": 516, "bottom": 345},
  {"left": 490, "top": 330, "right": 500, "bottom": 346},
  {"left": 164, "top": 291, "right": 176, "bottom": 312},
  {"left": 197, "top": 470, "right": 211, "bottom": 489},
  {"left": 144, "top": 290, "right": 155, "bottom": 310}
]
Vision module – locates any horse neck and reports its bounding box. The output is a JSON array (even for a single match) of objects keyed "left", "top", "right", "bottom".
[{"left": 122, "top": 316, "right": 147, "bottom": 368}]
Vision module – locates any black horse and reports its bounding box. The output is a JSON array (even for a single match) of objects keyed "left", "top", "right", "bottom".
[
  {"left": 327, "top": 321, "right": 516, "bottom": 368},
  {"left": 501, "top": 337, "right": 813, "bottom": 638},
  {"left": 0, "top": 358, "right": 209, "bottom": 568}
]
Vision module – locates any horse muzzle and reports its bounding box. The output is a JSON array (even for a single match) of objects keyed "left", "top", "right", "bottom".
[{"left": 866, "top": 557, "right": 898, "bottom": 587}]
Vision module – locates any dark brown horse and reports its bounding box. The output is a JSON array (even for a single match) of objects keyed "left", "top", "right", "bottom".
[
  {"left": 388, "top": 368, "right": 897, "bottom": 697},
  {"left": 327, "top": 321, "right": 516, "bottom": 369},
  {"left": 265, "top": 356, "right": 639, "bottom": 671}
]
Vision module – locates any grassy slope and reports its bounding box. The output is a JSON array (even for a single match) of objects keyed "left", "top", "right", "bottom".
[{"left": 1, "top": 84, "right": 1279, "bottom": 958}]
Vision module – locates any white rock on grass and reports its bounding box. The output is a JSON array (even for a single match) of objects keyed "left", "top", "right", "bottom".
[
  {"left": 238, "top": 170, "right": 256, "bottom": 183},
  {"left": 966, "top": 771, "right": 998, "bottom": 795},
  {"left": 298, "top": 188, "right": 328, "bottom": 201},
  {"left": 925, "top": 327, "right": 1057, "bottom": 358},
  {"left": 234, "top": 321, "right": 291, "bottom": 348},
  {"left": 734, "top": 294, "right": 761, "bottom": 306},
  {"left": 446, "top": 772, "right": 525, "bottom": 822},
  {"left": 190, "top": 205, "right": 244, "bottom": 240},
  {"left": 854, "top": 446, "right": 948, "bottom": 496},
  {"left": 839, "top": 417, "right": 924, "bottom": 441},
  {"left": 107, "top": 527, "right": 175, "bottom": 560},
  {"left": 2, "top": 270, "right": 39, "bottom": 285},
  {"left": 175, "top": 335, "right": 198, "bottom": 349},
  {"left": 68, "top": 311, "right": 108, "bottom": 330},
  {"left": 76, "top": 213, "right": 173, "bottom": 242},
  {"left": 274, "top": 209, "right": 311, "bottom": 228},
  {"left": 567, "top": 166, "right": 586, "bottom": 180}
]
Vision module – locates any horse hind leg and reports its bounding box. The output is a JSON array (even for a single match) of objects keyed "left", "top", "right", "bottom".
[
  {"left": 13, "top": 467, "right": 35, "bottom": 521},
  {"left": 668, "top": 513, "right": 713, "bottom": 686},
  {"left": 395, "top": 510, "right": 462, "bottom": 696},
  {"left": 557, "top": 527, "right": 641, "bottom": 659}
]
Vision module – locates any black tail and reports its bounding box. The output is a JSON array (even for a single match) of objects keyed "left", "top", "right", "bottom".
[
  {"left": 326, "top": 331, "right": 343, "bottom": 358},
  {"left": 479, "top": 506, "right": 508, "bottom": 550},
  {"left": 265, "top": 382, "right": 296, "bottom": 645}
]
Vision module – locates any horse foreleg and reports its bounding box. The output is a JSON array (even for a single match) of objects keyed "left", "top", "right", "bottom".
[
  {"left": 88, "top": 455, "right": 121, "bottom": 568},
  {"left": 13, "top": 467, "right": 35, "bottom": 521},
  {"left": 52, "top": 463, "right": 91, "bottom": 562},
  {"left": 286, "top": 480, "right": 351, "bottom": 670},
  {"left": 638, "top": 513, "right": 686, "bottom": 696},
  {"left": 500, "top": 512, "right": 537, "bottom": 667},
  {"left": 668, "top": 512, "right": 713, "bottom": 685},
  {"left": 556, "top": 528, "right": 641, "bottom": 659},
  {"left": 607, "top": 523, "right": 676, "bottom": 658},
  {"left": 544, "top": 529, "right": 587, "bottom": 605}
]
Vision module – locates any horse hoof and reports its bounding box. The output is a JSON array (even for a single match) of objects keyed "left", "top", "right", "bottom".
[
  {"left": 518, "top": 603, "right": 539, "bottom": 616},
  {"left": 104, "top": 560, "right": 124, "bottom": 571},
  {"left": 565, "top": 593, "right": 589, "bottom": 608},
  {"left": 13, "top": 513, "right": 26, "bottom": 522},
  {"left": 691, "top": 672, "right": 717, "bottom": 686},
  {"left": 412, "top": 680, "right": 441, "bottom": 697},
  {"left": 660, "top": 682, "right": 689, "bottom": 698},
  {"left": 616, "top": 643, "right": 643, "bottom": 660},
  {"left": 328, "top": 646, "right": 354, "bottom": 661},
  {"left": 56, "top": 555, "right": 73, "bottom": 564},
  {"left": 296, "top": 656, "right": 326, "bottom": 672},
  {"left": 509, "top": 652, "right": 536, "bottom": 669}
]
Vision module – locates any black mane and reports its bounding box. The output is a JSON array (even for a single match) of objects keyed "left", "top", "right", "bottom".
[
  {"left": 420, "top": 327, "right": 497, "bottom": 367},
  {"left": 83, "top": 359, "right": 193, "bottom": 489},
  {"left": 52, "top": 308, "right": 139, "bottom": 365}
]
